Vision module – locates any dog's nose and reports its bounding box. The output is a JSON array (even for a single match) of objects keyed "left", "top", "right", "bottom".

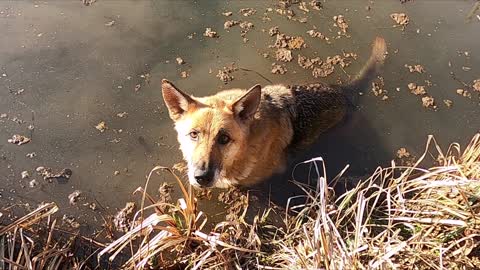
[{"left": 194, "top": 168, "right": 214, "bottom": 186}]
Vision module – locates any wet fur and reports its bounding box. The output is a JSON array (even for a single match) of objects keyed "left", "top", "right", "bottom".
[{"left": 162, "top": 37, "right": 387, "bottom": 188}]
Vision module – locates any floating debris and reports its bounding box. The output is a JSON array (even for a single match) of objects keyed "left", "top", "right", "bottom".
[
  {"left": 271, "top": 34, "right": 306, "bottom": 50},
  {"left": 26, "top": 152, "right": 36, "bottom": 158},
  {"left": 312, "top": 62, "right": 334, "bottom": 78},
  {"left": 297, "top": 55, "right": 321, "bottom": 69},
  {"left": 8, "top": 134, "right": 31, "bottom": 145},
  {"left": 224, "top": 20, "right": 240, "bottom": 29},
  {"left": 216, "top": 63, "right": 238, "bottom": 83},
  {"left": 95, "top": 121, "right": 107, "bottom": 132},
  {"left": 29, "top": 179, "right": 38, "bottom": 188},
  {"left": 21, "top": 171, "right": 29, "bottom": 179},
  {"left": 473, "top": 79, "right": 480, "bottom": 92},
  {"left": 422, "top": 96, "right": 436, "bottom": 109},
  {"left": 180, "top": 71, "right": 189, "bottom": 78},
  {"left": 203, "top": 28, "right": 219, "bottom": 38},
  {"left": 68, "top": 190, "right": 82, "bottom": 205},
  {"left": 36, "top": 167, "right": 73, "bottom": 181},
  {"left": 456, "top": 88, "right": 472, "bottom": 98},
  {"left": 405, "top": 64, "right": 425, "bottom": 73},
  {"left": 116, "top": 112, "right": 128, "bottom": 118},
  {"left": 176, "top": 57, "right": 185, "bottom": 65},
  {"left": 371, "top": 77, "right": 388, "bottom": 100},
  {"left": 271, "top": 63, "right": 287, "bottom": 74},
  {"left": 105, "top": 20, "right": 115, "bottom": 27},
  {"left": 268, "top": 26, "right": 279, "bottom": 36},
  {"left": 275, "top": 48, "right": 293, "bottom": 62},
  {"left": 239, "top": 8, "right": 256, "bottom": 17},
  {"left": 443, "top": 99, "right": 453, "bottom": 108},
  {"left": 396, "top": 147, "right": 411, "bottom": 158},
  {"left": 390, "top": 13, "right": 409, "bottom": 28},
  {"left": 222, "top": 11, "right": 233, "bottom": 17},
  {"left": 408, "top": 83, "right": 426, "bottom": 95},
  {"left": 333, "top": 15, "right": 349, "bottom": 34},
  {"left": 306, "top": 29, "right": 327, "bottom": 40},
  {"left": 134, "top": 84, "right": 141, "bottom": 92}
]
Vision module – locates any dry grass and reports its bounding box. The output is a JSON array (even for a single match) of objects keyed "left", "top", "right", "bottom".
[
  {"left": 3, "top": 134, "right": 480, "bottom": 269},
  {"left": 264, "top": 133, "right": 480, "bottom": 270}
]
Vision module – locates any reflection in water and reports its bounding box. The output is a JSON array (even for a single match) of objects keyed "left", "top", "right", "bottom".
[{"left": 0, "top": 1, "right": 479, "bottom": 231}]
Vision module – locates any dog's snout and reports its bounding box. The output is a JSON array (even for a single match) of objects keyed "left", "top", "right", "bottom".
[{"left": 194, "top": 167, "right": 214, "bottom": 186}]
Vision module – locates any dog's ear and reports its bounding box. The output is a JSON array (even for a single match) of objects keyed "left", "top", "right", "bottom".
[
  {"left": 162, "top": 79, "right": 197, "bottom": 121},
  {"left": 231, "top": 84, "right": 262, "bottom": 121}
]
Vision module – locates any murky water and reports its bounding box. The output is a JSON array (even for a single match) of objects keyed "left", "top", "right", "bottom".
[{"left": 1, "top": 0, "right": 479, "bottom": 234}]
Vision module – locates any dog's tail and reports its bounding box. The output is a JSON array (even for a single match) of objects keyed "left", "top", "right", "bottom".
[{"left": 341, "top": 37, "right": 387, "bottom": 99}]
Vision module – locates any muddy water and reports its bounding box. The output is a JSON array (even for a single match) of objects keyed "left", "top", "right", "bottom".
[{"left": 1, "top": 1, "right": 479, "bottom": 233}]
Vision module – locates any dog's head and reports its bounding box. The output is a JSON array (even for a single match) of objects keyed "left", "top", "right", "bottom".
[{"left": 161, "top": 79, "right": 261, "bottom": 188}]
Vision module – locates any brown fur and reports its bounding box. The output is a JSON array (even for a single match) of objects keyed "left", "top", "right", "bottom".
[{"left": 162, "top": 37, "right": 387, "bottom": 188}]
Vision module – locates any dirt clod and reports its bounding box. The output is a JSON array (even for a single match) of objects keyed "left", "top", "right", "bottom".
[
  {"left": 298, "top": 55, "right": 321, "bottom": 69},
  {"left": 222, "top": 11, "right": 233, "bottom": 17},
  {"left": 224, "top": 20, "right": 240, "bottom": 29},
  {"left": 180, "top": 71, "right": 189, "bottom": 78},
  {"left": 443, "top": 99, "right": 453, "bottom": 107}
]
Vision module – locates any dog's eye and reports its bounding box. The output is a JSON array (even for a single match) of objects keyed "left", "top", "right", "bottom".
[
  {"left": 189, "top": 131, "right": 199, "bottom": 141},
  {"left": 218, "top": 134, "right": 231, "bottom": 145}
]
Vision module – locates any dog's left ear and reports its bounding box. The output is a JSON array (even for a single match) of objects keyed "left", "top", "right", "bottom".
[
  {"left": 162, "top": 79, "right": 198, "bottom": 121},
  {"left": 231, "top": 84, "right": 262, "bottom": 121}
]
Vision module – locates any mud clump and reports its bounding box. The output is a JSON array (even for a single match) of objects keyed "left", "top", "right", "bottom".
[
  {"left": 203, "top": 28, "right": 219, "bottom": 38},
  {"left": 456, "top": 88, "right": 472, "bottom": 98},
  {"left": 68, "top": 190, "right": 82, "bottom": 205},
  {"left": 224, "top": 20, "right": 240, "bottom": 29},
  {"left": 216, "top": 63, "right": 238, "bottom": 83},
  {"left": 473, "top": 79, "right": 480, "bottom": 92},
  {"left": 113, "top": 202, "right": 136, "bottom": 233},
  {"left": 271, "top": 63, "right": 287, "bottom": 74},
  {"left": 239, "top": 8, "right": 256, "bottom": 17},
  {"left": 443, "top": 99, "right": 453, "bottom": 108},
  {"left": 95, "top": 121, "right": 107, "bottom": 132},
  {"left": 275, "top": 48, "right": 293, "bottom": 62},
  {"left": 8, "top": 134, "right": 31, "bottom": 145},
  {"left": 312, "top": 63, "right": 334, "bottom": 78},
  {"left": 371, "top": 77, "right": 389, "bottom": 100},
  {"left": 36, "top": 167, "right": 72, "bottom": 182},
  {"left": 408, "top": 83, "right": 426, "bottom": 95},
  {"left": 422, "top": 96, "right": 436, "bottom": 109},
  {"left": 268, "top": 26, "right": 279, "bottom": 36},
  {"left": 333, "top": 15, "right": 349, "bottom": 34},
  {"left": 271, "top": 34, "right": 306, "bottom": 50},
  {"left": 405, "top": 64, "right": 425, "bottom": 73},
  {"left": 306, "top": 29, "right": 327, "bottom": 41},
  {"left": 298, "top": 55, "right": 321, "bottom": 69}
]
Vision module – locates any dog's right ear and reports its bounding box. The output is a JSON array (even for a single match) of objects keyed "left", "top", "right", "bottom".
[{"left": 162, "top": 79, "right": 197, "bottom": 121}]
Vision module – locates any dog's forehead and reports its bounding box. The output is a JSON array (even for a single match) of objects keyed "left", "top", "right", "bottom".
[{"left": 186, "top": 106, "right": 236, "bottom": 132}]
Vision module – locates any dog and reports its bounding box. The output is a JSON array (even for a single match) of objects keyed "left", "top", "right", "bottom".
[{"left": 161, "top": 37, "right": 387, "bottom": 188}]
